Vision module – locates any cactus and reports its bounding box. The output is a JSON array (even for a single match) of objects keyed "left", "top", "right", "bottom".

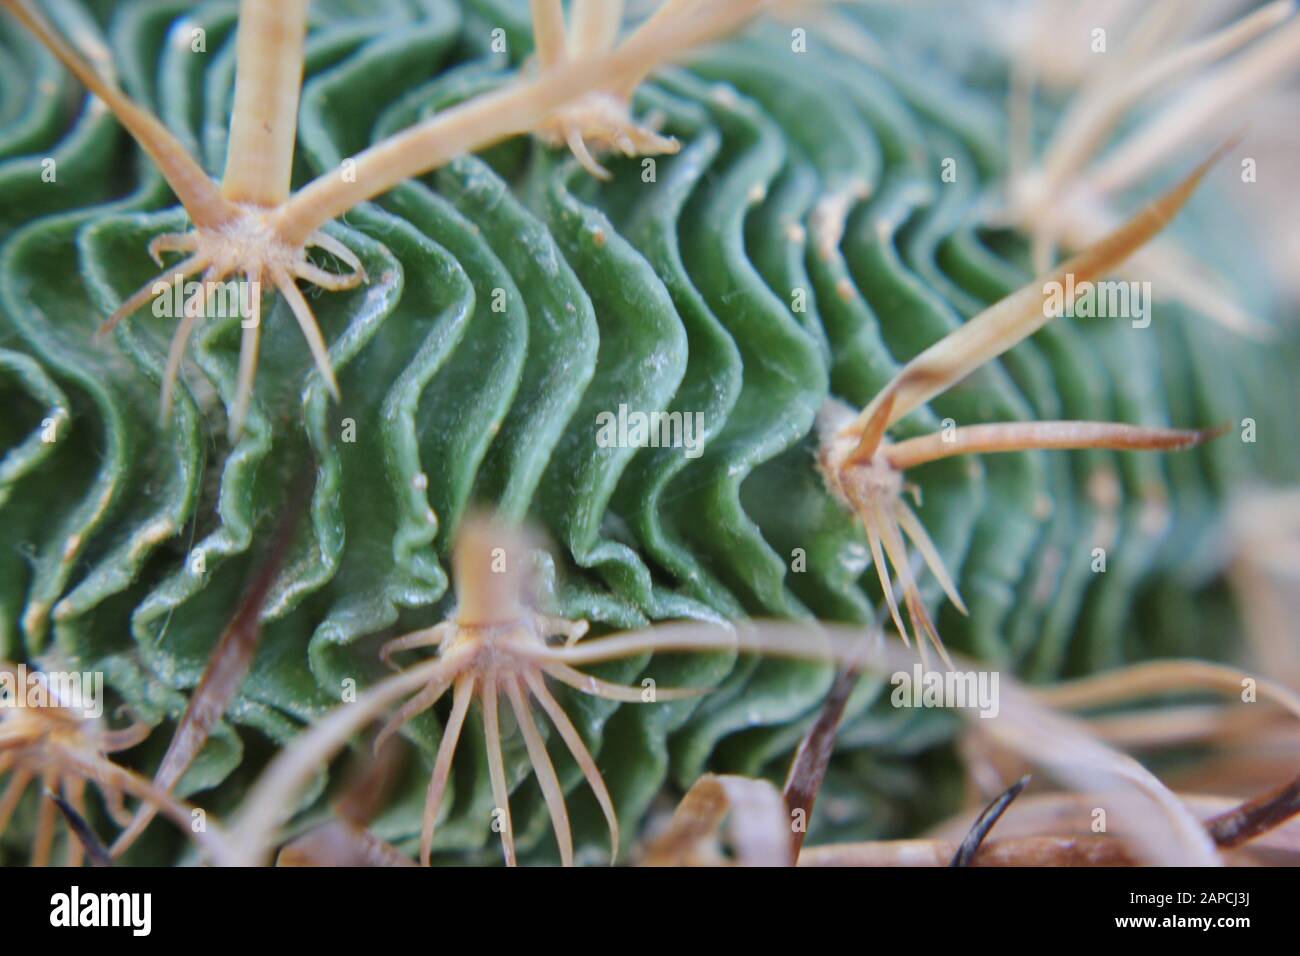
[{"left": 0, "top": 0, "right": 1296, "bottom": 867}]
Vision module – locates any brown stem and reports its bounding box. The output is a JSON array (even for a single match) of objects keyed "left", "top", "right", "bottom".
[
  {"left": 1207, "top": 773, "right": 1300, "bottom": 849},
  {"left": 111, "top": 474, "right": 310, "bottom": 856},
  {"left": 783, "top": 667, "right": 859, "bottom": 859}
]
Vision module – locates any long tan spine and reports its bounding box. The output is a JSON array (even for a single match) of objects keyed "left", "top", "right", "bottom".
[
  {"left": 272, "top": 0, "right": 762, "bottom": 246},
  {"left": 1, "top": 0, "right": 235, "bottom": 227},
  {"left": 221, "top": 0, "right": 310, "bottom": 206}
]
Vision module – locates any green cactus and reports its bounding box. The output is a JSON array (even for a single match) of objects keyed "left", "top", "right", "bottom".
[{"left": 1, "top": 0, "right": 1296, "bottom": 867}]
